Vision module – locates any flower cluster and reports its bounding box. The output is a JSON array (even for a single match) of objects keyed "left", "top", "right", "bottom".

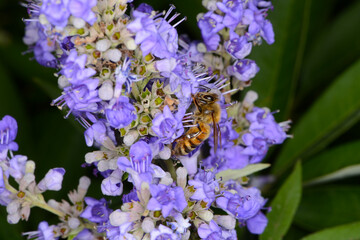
[{"left": 0, "top": 0, "right": 291, "bottom": 239}]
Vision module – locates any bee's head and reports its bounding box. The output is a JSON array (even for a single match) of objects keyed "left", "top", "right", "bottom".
[{"left": 196, "top": 92, "right": 219, "bottom": 105}]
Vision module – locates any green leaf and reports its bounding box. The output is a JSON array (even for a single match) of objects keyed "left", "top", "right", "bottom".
[
  {"left": 273, "top": 59, "right": 360, "bottom": 176},
  {"left": 298, "top": 1, "right": 360, "bottom": 102},
  {"left": 216, "top": 163, "right": 270, "bottom": 182},
  {"left": 300, "top": 221, "right": 360, "bottom": 240},
  {"left": 260, "top": 161, "right": 302, "bottom": 240},
  {"left": 303, "top": 140, "right": 360, "bottom": 185},
  {"left": 32, "top": 77, "right": 61, "bottom": 99},
  {"left": 249, "top": 0, "right": 312, "bottom": 119},
  {"left": 294, "top": 185, "right": 360, "bottom": 231}
]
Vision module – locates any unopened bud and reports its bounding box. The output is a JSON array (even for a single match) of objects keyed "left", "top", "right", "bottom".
[
  {"left": 99, "top": 81, "right": 114, "bottom": 101},
  {"left": 25, "top": 160, "right": 35, "bottom": 174},
  {"left": 159, "top": 147, "right": 171, "bottom": 159},
  {"left": 141, "top": 217, "right": 155, "bottom": 233},
  {"left": 214, "top": 215, "right": 236, "bottom": 229},
  {"left": 58, "top": 75, "right": 69, "bottom": 89},
  {"left": 109, "top": 210, "right": 130, "bottom": 226},
  {"left": 198, "top": 210, "right": 213, "bottom": 222},
  {"left": 105, "top": 48, "right": 122, "bottom": 62},
  {"left": 78, "top": 176, "right": 91, "bottom": 190},
  {"left": 124, "top": 38, "right": 136, "bottom": 50},
  {"left": 71, "top": 17, "right": 86, "bottom": 29},
  {"left": 123, "top": 130, "right": 139, "bottom": 146},
  {"left": 68, "top": 217, "right": 80, "bottom": 229},
  {"left": 96, "top": 39, "right": 111, "bottom": 52}
]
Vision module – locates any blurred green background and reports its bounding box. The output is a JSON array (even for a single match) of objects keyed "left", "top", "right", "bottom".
[{"left": 0, "top": 0, "right": 360, "bottom": 239}]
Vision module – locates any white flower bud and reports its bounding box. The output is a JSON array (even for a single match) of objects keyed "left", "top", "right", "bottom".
[
  {"left": 78, "top": 176, "right": 91, "bottom": 190},
  {"left": 197, "top": 42, "right": 207, "bottom": 53},
  {"left": 58, "top": 75, "right": 70, "bottom": 89},
  {"left": 25, "top": 160, "right": 35, "bottom": 174},
  {"left": 99, "top": 81, "right": 114, "bottom": 101},
  {"left": 39, "top": 14, "right": 49, "bottom": 25},
  {"left": 20, "top": 204, "right": 30, "bottom": 221},
  {"left": 214, "top": 215, "right": 236, "bottom": 230},
  {"left": 198, "top": 210, "right": 213, "bottom": 222},
  {"left": 71, "top": 17, "right": 86, "bottom": 29},
  {"left": 6, "top": 201, "right": 20, "bottom": 215},
  {"left": 124, "top": 38, "right": 136, "bottom": 50},
  {"left": 159, "top": 172, "right": 173, "bottom": 186},
  {"left": 141, "top": 217, "right": 155, "bottom": 233},
  {"left": 176, "top": 167, "right": 188, "bottom": 189},
  {"left": 20, "top": 173, "right": 35, "bottom": 190},
  {"left": 96, "top": 39, "right": 111, "bottom": 52},
  {"left": 109, "top": 210, "right": 130, "bottom": 226},
  {"left": 124, "top": 130, "right": 139, "bottom": 146},
  {"left": 7, "top": 213, "right": 20, "bottom": 224},
  {"left": 105, "top": 48, "right": 122, "bottom": 62},
  {"left": 68, "top": 217, "right": 80, "bottom": 229},
  {"left": 243, "top": 90, "right": 258, "bottom": 106},
  {"left": 159, "top": 146, "right": 171, "bottom": 159},
  {"left": 47, "top": 199, "right": 60, "bottom": 209},
  {"left": 85, "top": 151, "right": 103, "bottom": 164}
]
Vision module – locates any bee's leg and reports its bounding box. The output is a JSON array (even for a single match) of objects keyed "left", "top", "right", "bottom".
[{"left": 218, "top": 123, "right": 222, "bottom": 150}]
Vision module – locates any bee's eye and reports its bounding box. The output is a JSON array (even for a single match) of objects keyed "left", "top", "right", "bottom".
[{"left": 205, "top": 96, "right": 214, "bottom": 101}]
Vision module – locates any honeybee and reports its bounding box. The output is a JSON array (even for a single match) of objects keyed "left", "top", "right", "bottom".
[{"left": 173, "top": 91, "right": 221, "bottom": 156}]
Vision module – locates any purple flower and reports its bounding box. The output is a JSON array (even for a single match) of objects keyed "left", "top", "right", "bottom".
[
  {"left": 247, "top": 107, "right": 288, "bottom": 144},
  {"left": 150, "top": 225, "right": 178, "bottom": 240},
  {"left": 73, "top": 229, "right": 94, "bottom": 240},
  {"left": 106, "top": 222, "right": 135, "bottom": 240},
  {"left": 225, "top": 32, "right": 252, "bottom": 59},
  {"left": 84, "top": 121, "right": 107, "bottom": 147},
  {"left": 242, "top": 133, "right": 268, "bottom": 163},
  {"left": 203, "top": 144, "right": 249, "bottom": 172},
  {"left": 147, "top": 184, "right": 187, "bottom": 218},
  {"left": 242, "top": 1, "right": 274, "bottom": 44},
  {"left": 105, "top": 96, "right": 136, "bottom": 129},
  {"left": 101, "top": 169, "right": 123, "bottom": 196},
  {"left": 151, "top": 105, "right": 184, "bottom": 144},
  {"left": 122, "top": 188, "right": 139, "bottom": 203},
  {"left": 198, "top": 12, "right": 224, "bottom": 50},
  {"left": 216, "top": 186, "right": 265, "bottom": 220},
  {"left": 23, "top": 22, "right": 40, "bottom": 46},
  {"left": 151, "top": 18, "right": 179, "bottom": 58},
  {"left": 246, "top": 211, "right": 268, "bottom": 234},
  {"left": 0, "top": 115, "right": 18, "bottom": 152},
  {"left": 127, "top": 6, "right": 179, "bottom": 59},
  {"left": 117, "top": 141, "right": 161, "bottom": 189},
  {"left": 114, "top": 58, "right": 143, "bottom": 95},
  {"left": 61, "top": 50, "right": 96, "bottom": 83},
  {"left": 23, "top": 221, "right": 57, "bottom": 240},
  {"left": 52, "top": 77, "right": 100, "bottom": 114},
  {"left": 0, "top": 168, "right": 5, "bottom": 194},
  {"left": 188, "top": 169, "right": 219, "bottom": 207},
  {"left": 198, "top": 220, "right": 223, "bottom": 240},
  {"left": 33, "top": 38, "right": 58, "bottom": 68},
  {"left": 217, "top": 0, "right": 244, "bottom": 30},
  {"left": 227, "top": 59, "right": 259, "bottom": 81},
  {"left": 40, "top": 0, "right": 70, "bottom": 28},
  {"left": 80, "top": 197, "right": 111, "bottom": 223},
  {"left": 68, "top": 0, "right": 97, "bottom": 25},
  {"left": 37, "top": 168, "right": 65, "bottom": 191},
  {"left": 8, "top": 155, "right": 27, "bottom": 180}
]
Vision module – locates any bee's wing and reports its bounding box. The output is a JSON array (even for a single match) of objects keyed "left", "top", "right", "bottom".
[{"left": 212, "top": 113, "right": 219, "bottom": 154}]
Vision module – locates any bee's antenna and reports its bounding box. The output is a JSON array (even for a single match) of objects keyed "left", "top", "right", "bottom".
[{"left": 197, "top": 84, "right": 212, "bottom": 91}]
